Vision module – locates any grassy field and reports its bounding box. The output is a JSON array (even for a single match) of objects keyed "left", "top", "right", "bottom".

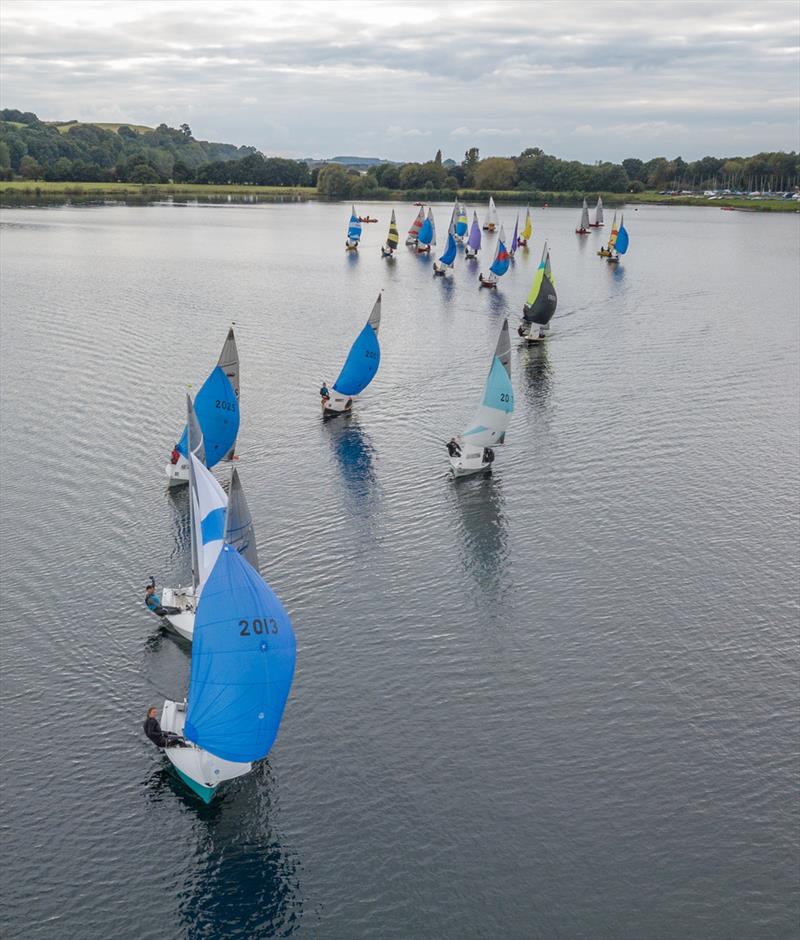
[
  {"left": 50, "top": 121, "right": 153, "bottom": 135},
  {"left": 0, "top": 179, "right": 796, "bottom": 211},
  {"left": 0, "top": 180, "right": 316, "bottom": 197}
]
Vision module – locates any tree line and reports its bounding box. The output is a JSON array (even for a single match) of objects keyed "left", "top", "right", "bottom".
[
  {"left": 317, "top": 147, "right": 799, "bottom": 198},
  {"left": 0, "top": 110, "right": 307, "bottom": 186},
  {"left": 1, "top": 111, "right": 796, "bottom": 195}
]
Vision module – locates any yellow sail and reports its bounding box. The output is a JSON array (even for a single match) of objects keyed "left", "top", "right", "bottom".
[
  {"left": 386, "top": 210, "right": 399, "bottom": 249},
  {"left": 526, "top": 243, "right": 553, "bottom": 306},
  {"left": 521, "top": 207, "right": 532, "bottom": 241},
  {"left": 607, "top": 212, "right": 619, "bottom": 250}
]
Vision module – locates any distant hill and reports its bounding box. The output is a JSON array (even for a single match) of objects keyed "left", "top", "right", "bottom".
[{"left": 0, "top": 109, "right": 257, "bottom": 180}]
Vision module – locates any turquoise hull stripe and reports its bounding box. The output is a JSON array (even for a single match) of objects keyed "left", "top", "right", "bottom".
[{"left": 174, "top": 766, "right": 216, "bottom": 803}]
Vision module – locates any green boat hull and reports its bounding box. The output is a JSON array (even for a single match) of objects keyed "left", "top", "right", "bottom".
[{"left": 174, "top": 766, "right": 216, "bottom": 803}]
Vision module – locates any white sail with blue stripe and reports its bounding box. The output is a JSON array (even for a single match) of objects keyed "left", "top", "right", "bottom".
[{"left": 461, "top": 320, "right": 514, "bottom": 447}]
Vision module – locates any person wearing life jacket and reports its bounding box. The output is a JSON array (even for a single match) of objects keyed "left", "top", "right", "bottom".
[
  {"left": 144, "top": 581, "right": 181, "bottom": 617},
  {"left": 143, "top": 707, "right": 187, "bottom": 748},
  {"left": 320, "top": 381, "right": 330, "bottom": 407},
  {"left": 170, "top": 446, "right": 181, "bottom": 465}
]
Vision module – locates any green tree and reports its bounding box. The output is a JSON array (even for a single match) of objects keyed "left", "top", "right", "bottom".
[
  {"left": 473, "top": 157, "right": 517, "bottom": 190},
  {"left": 19, "top": 154, "right": 43, "bottom": 179},
  {"left": 317, "top": 163, "right": 351, "bottom": 197},
  {"left": 434, "top": 149, "right": 442, "bottom": 166},
  {"left": 622, "top": 158, "right": 645, "bottom": 182},
  {"left": 0, "top": 140, "right": 9, "bottom": 169},
  {"left": 129, "top": 163, "right": 161, "bottom": 183},
  {"left": 462, "top": 147, "right": 479, "bottom": 185}
]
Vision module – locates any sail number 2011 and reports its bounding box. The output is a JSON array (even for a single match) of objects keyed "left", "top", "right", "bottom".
[{"left": 239, "top": 618, "right": 278, "bottom": 636}]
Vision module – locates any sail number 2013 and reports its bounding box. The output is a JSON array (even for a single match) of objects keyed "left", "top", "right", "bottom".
[{"left": 239, "top": 618, "right": 278, "bottom": 636}]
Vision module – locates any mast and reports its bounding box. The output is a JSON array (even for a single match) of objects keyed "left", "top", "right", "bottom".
[{"left": 186, "top": 394, "right": 201, "bottom": 592}]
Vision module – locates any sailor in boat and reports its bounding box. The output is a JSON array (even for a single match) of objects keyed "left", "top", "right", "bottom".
[
  {"left": 446, "top": 438, "right": 462, "bottom": 458},
  {"left": 320, "top": 382, "right": 330, "bottom": 406},
  {"left": 169, "top": 446, "right": 181, "bottom": 466},
  {"left": 143, "top": 707, "right": 188, "bottom": 748},
  {"left": 145, "top": 581, "right": 181, "bottom": 618},
  {"left": 483, "top": 447, "right": 495, "bottom": 466}
]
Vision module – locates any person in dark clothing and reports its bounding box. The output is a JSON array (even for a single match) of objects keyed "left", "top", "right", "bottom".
[
  {"left": 145, "top": 583, "right": 181, "bottom": 617},
  {"left": 143, "top": 707, "right": 187, "bottom": 748},
  {"left": 446, "top": 438, "right": 461, "bottom": 458},
  {"left": 483, "top": 447, "right": 495, "bottom": 464},
  {"left": 320, "top": 381, "right": 330, "bottom": 406}
]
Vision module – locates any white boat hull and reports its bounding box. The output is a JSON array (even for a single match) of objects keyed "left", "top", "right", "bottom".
[
  {"left": 465, "top": 248, "right": 478, "bottom": 259},
  {"left": 449, "top": 447, "right": 494, "bottom": 477},
  {"left": 166, "top": 458, "right": 189, "bottom": 487},
  {"left": 323, "top": 394, "right": 355, "bottom": 416},
  {"left": 161, "top": 585, "right": 196, "bottom": 641},
  {"left": 161, "top": 699, "right": 251, "bottom": 802}
]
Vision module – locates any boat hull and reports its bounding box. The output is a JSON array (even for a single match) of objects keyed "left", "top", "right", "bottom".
[
  {"left": 166, "top": 458, "right": 189, "bottom": 487},
  {"left": 465, "top": 248, "right": 479, "bottom": 259},
  {"left": 322, "top": 394, "right": 354, "bottom": 416},
  {"left": 479, "top": 274, "right": 497, "bottom": 288},
  {"left": 575, "top": 228, "right": 589, "bottom": 235},
  {"left": 416, "top": 244, "right": 431, "bottom": 253},
  {"left": 161, "top": 700, "right": 251, "bottom": 802},
  {"left": 482, "top": 224, "right": 497, "bottom": 233},
  {"left": 162, "top": 586, "right": 196, "bottom": 641},
  {"left": 449, "top": 449, "right": 494, "bottom": 477}
]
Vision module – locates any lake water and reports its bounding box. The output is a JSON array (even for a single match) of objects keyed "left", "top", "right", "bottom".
[{"left": 1, "top": 200, "right": 798, "bottom": 939}]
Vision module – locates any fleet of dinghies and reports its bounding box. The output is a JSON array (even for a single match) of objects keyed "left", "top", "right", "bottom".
[{"left": 147, "top": 195, "right": 633, "bottom": 800}]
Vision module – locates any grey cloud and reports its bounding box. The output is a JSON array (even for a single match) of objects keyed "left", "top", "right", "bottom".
[{"left": 1, "top": 0, "right": 797, "bottom": 161}]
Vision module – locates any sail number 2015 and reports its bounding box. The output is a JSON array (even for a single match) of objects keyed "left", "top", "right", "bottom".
[{"left": 239, "top": 618, "right": 278, "bottom": 636}]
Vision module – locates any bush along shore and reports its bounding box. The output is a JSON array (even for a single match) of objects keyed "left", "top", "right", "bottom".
[{"left": 0, "top": 179, "right": 796, "bottom": 212}]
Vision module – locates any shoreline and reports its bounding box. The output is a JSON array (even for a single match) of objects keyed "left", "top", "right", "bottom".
[{"left": 0, "top": 180, "right": 796, "bottom": 212}]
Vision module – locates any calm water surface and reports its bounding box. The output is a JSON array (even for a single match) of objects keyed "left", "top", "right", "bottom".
[{"left": 1, "top": 201, "right": 798, "bottom": 939}]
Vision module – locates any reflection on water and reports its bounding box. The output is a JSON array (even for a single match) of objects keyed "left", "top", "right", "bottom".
[
  {"left": 519, "top": 341, "right": 554, "bottom": 410},
  {"left": 450, "top": 474, "right": 508, "bottom": 604},
  {"left": 326, "top": 416, "right": 380, "bottom": 527},
  {"left": 177, "top": 765, "right": 304, "bottom": 939}
]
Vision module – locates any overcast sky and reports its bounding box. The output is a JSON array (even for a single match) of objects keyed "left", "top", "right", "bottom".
[{"left": 1, "top": 0, "right": 798, "bottom": 162}]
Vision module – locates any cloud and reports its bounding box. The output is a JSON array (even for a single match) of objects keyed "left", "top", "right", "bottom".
[
  {"left": 385, "top": 125, "right": 432, "bottom": 138},
  {"left": 0, "top": 0, "right": 797, "bottom": 161}
]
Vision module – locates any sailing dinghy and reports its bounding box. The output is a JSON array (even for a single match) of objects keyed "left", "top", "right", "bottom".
[
  {"left": 607, "top": 214, "right": 629, "bottom": 263},
  {"left": 483, "top": 196, "right": 499, "bottom": 232},
  {"left": 455, "top": 204, "right": 469, "bottom": 243},
  {"left": 433, "top": 218, "right": 458, "bottom": 276},
  {"left": 166, "top": 328, "right": 240, "bottom": 487},
  {"left": 382, "top": 210, "right": 399, "bottom": 258},
  {"left": 345, "top": 206, "right": 362, "bottom": 251},
  {"left": 509, "top": 212, "right": 520, "bottom": 258},
  {"left": 465, "top": 211, "right": 481, "bottom": 259},
  {"left": 518, "top": 206, "right": 532, "bottom": 247},
  {"left": 598, "top": 211, "right": 618, "bottom": 257},
  {"left": 161, "top": 397, "right": 229, "bottom": 640},
  {"left": 575, "top": 197, "right": 590, "bottom": 234},
  {"left": 590, "top": 196, "right": 604, "bottom": 227},
  {"left": 322, "top": 294, "right": 381, "bottom": 416},
  {"left": 416, "top": 208, "right": 436, "bottom": 253},
  {"left": 405, "top": 206, "right": 425, "bottom": 246},
  {"left": 447, "top": 320, "right": 514, "bottom": 477},
  {"left": 159, "top": 532, "right": 295, "bottom": 803},
  {"left": 519, "top": 242, "right": 557, "bottom": 344},
  {"left": 479, "top": 225, "right": 510, "bottom": 287}
]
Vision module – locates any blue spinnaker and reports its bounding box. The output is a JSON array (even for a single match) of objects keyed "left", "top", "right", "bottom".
[
  {"left": 489, "top": 240, "right": 510, "bottom": 277},
  {"left": 347, "top": 210, "right": 362, "bottom": 242},
  {"left": 615, "top": 224, "right": 629, "bottom": 255},
  {"left": 184, "top": 544, "right": 296, "bottom": 764},
  {"left": 333, "top": 321, "right": 381, "bottom": 396},
  {"left": 177, "top": 366, "right": 239, "bottom": 468},
  {"left": 418, "top": 217, "right": 433, "bottom": 246},
  {"left": 483, "top": 356, "right": 514, "bottom": 412},
  {"left": 439, "top": 231, "right": 457, "bottom": 266}
]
